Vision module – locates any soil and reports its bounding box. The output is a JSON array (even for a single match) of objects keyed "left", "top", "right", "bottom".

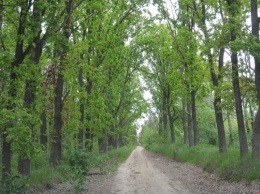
[{"left": 34, "top": 146, "right": 260, "bottom": 194}]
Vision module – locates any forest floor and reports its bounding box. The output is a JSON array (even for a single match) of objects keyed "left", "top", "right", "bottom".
[{"left": 35, "top": 146, "right": 260, "bottom": 194}]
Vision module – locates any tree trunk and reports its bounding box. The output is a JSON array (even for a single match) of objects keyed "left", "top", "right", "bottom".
[
  {"left": 108, "top": 126, "right": 117, "bottom": 150},
  {"left": 118, "top": 134, "right": 123, "bottom": 147},
  {"left": 50, "top": 0, "right": 72, "bottom": 165},
  {"left": 252, "top": 108, "right": 260, "bottom": 159},
  {"left": 182, "top": 99, "right": 188, "bottom": 145},
  {"left": 249, "top": 103, "right": 254, "bottom": 131},
  {"left": 227, "top": 113, "right": 234, "bottom": 146},
  {"left": 162, "top": 95, "right": 168, "bottom": 138},
  {"left": 78, "top": 68, "right": 84, "bottom": 150},
  {"left": 40, "top": 110, "right": 47, "bottom": 149},
  {"left": 251, "top": 0, "right": 260, "bottom": 159},
  {"left": 85, "top": 78, "right": 93, "bottom": 151},
  {"left": 2, "top": 134, "right": 11, "bottom": 180},
  {"left": 169, "top": 118, "right": 175, "bottom": 143},
  {"left": 167, "top": 104, "right": 175, "bottom": 143},
  {"left": 85, "top": 128, "right": 93, "bottom": 152},
  {"left": 18, "top": 28, "right": 44, "bottom": 174},
  {"left": 18, "top": 80, "right": 37, "bottom": 176},
  {"left": 213, "top": 97, "right": 227, "bottom": 153},
  {"left": 187, "top": 102, "right": 193, "bottom": 147},
  {"left": 191, "top": 90, "right": 199, "bottom": 145},
  {"left": 199, "top": 0, "right": 227, "bottom": 153},
  {"left": 99, "top": 130, "right": 107, "bottom": 153},
  {"left": 243, "top": 104, "right": 251, "bottom": 134},
  {"left": 78, "top": 103, "right": 84, "bottom": 149},
  {"left": 50, "top": 71, "right": 64, "bottom": 165},
  {"left": 158, "top": 115, "right": 163, "bottom": 135},
  {"left": 208, "top": 49, "right": 227, "bottom": 153},
  {"left": 17, "top": 157, "right": 30, "bottom": 177},
  {"left": 229, "top": 20, "right": 248, "bottom": 157},
  {"left": 2, "top": 0, "right": 31, "bottom": 179}
]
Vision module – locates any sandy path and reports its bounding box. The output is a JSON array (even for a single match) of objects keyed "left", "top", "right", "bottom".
[
  {"left": 110, "top": 146, "right": 191, "bottom": 194},
  {"left": 35, "top": 146, "right": 260, "bottom": 194}
]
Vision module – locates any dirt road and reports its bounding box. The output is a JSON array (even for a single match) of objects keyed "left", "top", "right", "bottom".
[
  {"left": 88, "top": 146, "right": 260, "bottom": 194},
  {"left": 38, "top": 146, "right": 260, "bottom": 194},
  {"left": 110, "top": 146, "right": 190, "bottom": 194}
]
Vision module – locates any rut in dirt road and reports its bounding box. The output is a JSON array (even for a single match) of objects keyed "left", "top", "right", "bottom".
[{"left": 110, "top": 146, "right": 191, "bottom": 194}]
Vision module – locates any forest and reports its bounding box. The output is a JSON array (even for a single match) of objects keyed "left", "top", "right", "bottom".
[{"left": 0, "top": 0, "right": 260, "bottom": 193}]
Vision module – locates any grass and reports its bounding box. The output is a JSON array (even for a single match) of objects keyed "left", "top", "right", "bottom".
[
  {"left": 25, "top": 145, "right": 136, "bottom": 191},
  {"left": 0, "top": 145, "right": 135, "bottom": 193},
  {"left": 145, "top": 142, "right": 260, "bottom": 182},
  {"left": 25, "top": 153, "right": 71, "bottom": 191}
]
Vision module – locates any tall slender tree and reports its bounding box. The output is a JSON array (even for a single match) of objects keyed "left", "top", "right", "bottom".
[
  {"left": 225, "top": 0, "right": 248, "bottom": 157},
  {"left": 251, "top": 0, "right": 260, "bottom": 159},
  {"left": 50, "top": 0, "right": 73, "bottom": 165}
]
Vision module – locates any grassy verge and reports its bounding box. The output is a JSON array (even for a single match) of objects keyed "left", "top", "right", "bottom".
[
  {"left": 145, "top": 143, "right": 260, "bottom": 182},
  {"left": 1, "top": 145, "right": 135, "bottom": 193}
]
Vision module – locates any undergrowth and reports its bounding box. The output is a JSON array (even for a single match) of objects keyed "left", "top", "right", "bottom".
[
  {"left": 145, "top": 142, "right": 260, "bottom": 182},
  {"left": 1, "top": 145, "right": 135, "bottom": 194}
]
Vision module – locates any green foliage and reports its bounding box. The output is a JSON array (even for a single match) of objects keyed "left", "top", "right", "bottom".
[
  {"left": 27, "top": 153, "right": 69, "bottom": 190},
  {"left": 24, "top": 145, "right": 135, "bottom": 191},
  {"left": 65, "top": 145, "right": 136, "bottom": 174},
  {"left": 66, "top": 151, "right": 104, "bottom": 173},
  {"left": 0, "top": 108, "right": 37, "bottom": 158},
  {"left": 197, "top": 103, "right": 218, "bottom": 145},
  {"left": 68, "top": 166, "right": 87, "bottom": 194},
  {"left": 0, "top": 0, "right": 258, "bottom": 191},
  {"left": 0, "top": 173, "right": 27, "bottom": 194},
  {"left": 139, "top": 125, "right": 164, "bottom": 148}
]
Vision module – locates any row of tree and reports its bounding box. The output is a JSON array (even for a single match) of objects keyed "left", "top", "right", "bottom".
[
  {"left": 0, "top": 0, "right": 151, "bottom": 180},
  {"left": 1, "top": 0, "right": 260, "bottom": 183},
  {"left": 140, "top": 0, "right": 260, "bottom": 159}
]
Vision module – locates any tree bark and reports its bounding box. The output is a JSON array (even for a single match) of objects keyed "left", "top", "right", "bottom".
[
  {"left": 50, "top": 71, "right": 64, "bottom": 165},
  {"left": 198, "top": 0, "right": 227, "bottom": 153},
  {"left": 99, "top": 130, "right": 108, "bottom": 153},
  {"left": 50, "top": 0, "right": 72, "bottom": 165},
  {"left": 230, "top": 19, "right": 248, "bottom": 157},
  {"left": 40, "top": 110, "right": 47, "bottom": 149},
  {"left": 191, "top": 90, "right": 199, "bottom": 145},
  {"left": 182, "top": 98, "right": 188, "bottom": 144},
  {"left": 158, "top": 115, "right": 163, "bottom": 135},
  {"left": 213, "top": 98, "right": 227, "bottom": 153},
  {"left": 227, "top": 113, "right": 234, "bottom": 146},
  {"left": 162, "top": 94, "right": 168, "bottom": 138},
  {"left": 108, "top": 125, "right": 117, "bottom": 150},
  {"left": 18, "top": 80, "right": 36, "bottom": 176},
  {"left": 249, "top": 103, "right": 254, "bottom": 131},
  {"left": 18, "top": 14, "right": 45, "bottom": 175},
  {"left": 167, "top": 103, "right": 175, "bottom": 143},
  {"left": 251, "top": 0, "right": 260, "bottom": 159},
  {"left": 78, "top": 68, "right": 84, "bottom": 149},
  {"left": 210, "top": 49, "right": 227, "bottom": 153},
  {"left": 2, "top": 0, "right": 33, "bottom": 178},
  {"left": 243, "top": 104, "right": 251, "bottom": 134},
  {"left": 187, "top": 102, "right": 193, "bottom": 147},
  {"left": 85, "top": 78, "right": 93, "bottom": 151},
  {"left": 118, "top": 134, "right": 123, "bottom": 147},
  {"left": 2, "top": 133, "right": 11, "bottom": 180}
]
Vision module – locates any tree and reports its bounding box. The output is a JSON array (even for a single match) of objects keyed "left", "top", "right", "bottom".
[
  {"left": 1, "top": 0, "right": 49, "bottom": 178},
  {"left": 250, "top": 0, "right": 260, "bottom": 159},
  {"left": 193, "top": 0, "right": 228, "bottom": 153},
  {"left": 137, "top": 24, "right": 181, "bottom": 142},
  {"left": 225, "top": 0, "right": 248, "bottom": 157},
  {"left": 50, "top": 0, "right": 73, "bottom": 165}
]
